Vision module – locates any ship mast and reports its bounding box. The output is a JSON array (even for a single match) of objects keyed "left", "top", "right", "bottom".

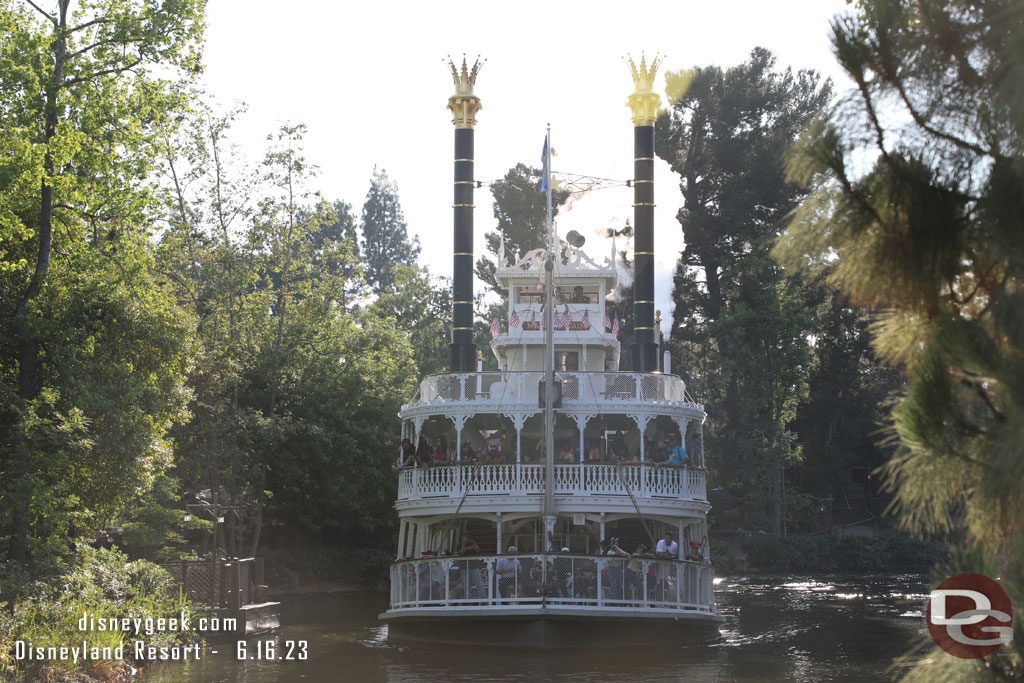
[{"left": 542, "top": 126, "right": 556, "bottom": 551}]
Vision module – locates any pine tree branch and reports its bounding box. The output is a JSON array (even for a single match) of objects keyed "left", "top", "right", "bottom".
[{"left": 889, "top": 74, "right": 994, "bottom": 160}]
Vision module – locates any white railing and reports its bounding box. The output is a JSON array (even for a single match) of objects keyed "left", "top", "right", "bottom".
[
  {"left": 396, "top": 464, "right": 706, "bottom": 502},
  {"left": 389, "top": 554, "right": 716, "bottom": 613},
  {"left": 410, "top": 372, "right": 693, "bottom": 408}
]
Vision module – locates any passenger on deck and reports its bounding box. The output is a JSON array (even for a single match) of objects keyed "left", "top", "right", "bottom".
[
  {"left": 433, "top": 435, "right": 449, "bottom": 465},
  {"left": 626, "top": 544, "right": 651, "bottom": 601},
  {"left": 495, "top": 545, "right": 522, "bottom": 599},
  {"left": 415, "top": 435, "right": 433, "bottom": 467},
  {"left": 457, "top": 533, "right": 485, "bottom": 599},
  {"left": 600, "top": 538, "right": 628, "bottom": 601},
  {"left": 484, "top": 435, "right": 506, "bottom": 463},
  {"left": 393, "top": 438, "right": 417, "bottom": 470},
  {"left": 650, "top": 437, "right": 668, "bottom": 465},
  {"left": 655, "top": 531, "right": 679, "bottom": 559},
  {"left": 553, "top": 547, "right": 573, "bottom": 597},
  {"left": 667, "top": 436, "right": 689, "bottom": 467},
  {"left": 609, "top": 431, "right": 628, "bottom": 462},
  {"left": 460, "top": 440, "right": 476, "bottom": 463},
  {"left": 687, "top": 540, "right": 704, "bottom": 562},
  {"left": 687, "top": 433, "right": 703, "bottom": 468}
]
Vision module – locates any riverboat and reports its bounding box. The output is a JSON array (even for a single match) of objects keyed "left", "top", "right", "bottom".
[{"left": 380, "top": 55, "right": 725, "bottom": 648}]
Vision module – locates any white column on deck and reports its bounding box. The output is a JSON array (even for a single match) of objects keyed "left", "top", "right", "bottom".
[{"left": 496, "top": 512, "right": 503, "bottom": 555}]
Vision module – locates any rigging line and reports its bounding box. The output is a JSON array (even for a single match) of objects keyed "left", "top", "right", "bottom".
[{"left": 550, "top": 256, "right": 659, "bottom": 549}]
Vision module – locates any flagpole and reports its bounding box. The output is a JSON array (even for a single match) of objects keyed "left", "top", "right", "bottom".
[{"left": 542, "top": 125, "right": 556, "bottom": 551}]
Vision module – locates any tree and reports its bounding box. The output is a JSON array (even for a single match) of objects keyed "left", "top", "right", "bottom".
[
  {"left": 369, "top": 264, "right": 451, "bottom": 376},
  {"left": 655, "top": 48, "right": 832, "bottom": 533},
  {"left": 0, "top": 0, "right": 204, "bottom": 561},
  {"left": 157, "top": 116, "right": 413, "bottom": 554},
  {"left": 476, "top": 163, "right": 570, "bottom": 294},
  {"left": 317, "top": 200, "right": 364, "bottom": 311},
  {"left": 360, "top": 167, "right": 419, "bottom": 295},
  {"left": 776, "top": 1, "right": 1023, "bottom": 676}
]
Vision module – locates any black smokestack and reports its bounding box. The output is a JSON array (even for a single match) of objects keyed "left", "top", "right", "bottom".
[
  {"left": 447, "top": 56, "right": 483, "bottom": 371},
  {"left": 632, "top": 124, "right": 657, "bottom": 372},
  {"left": 625, "top": 54, "right": 661, "bottom": 373}
]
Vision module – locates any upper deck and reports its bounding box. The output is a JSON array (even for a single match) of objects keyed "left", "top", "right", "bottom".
[{"left": 402, "top": 371, "right": 703, "bottom": 419}]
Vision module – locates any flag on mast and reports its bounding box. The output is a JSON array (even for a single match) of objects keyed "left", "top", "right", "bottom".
[
  {"left": 540, "top": 132, "right": 551, "bottom": 195},
  {"left": 611, "top": 316, "right": 620, "bottom": 336},
  {"left": 490, "top": 316, "right": 500, "bottom": 338},
  {"left": 604, "top": 312, "right": 612, "bottom": 330},
  {"left": 582, "top": 310, "right": 591, "bottom": 330},
  {"left": 510, "top": 310, "right": 520, "bottom": 328}
]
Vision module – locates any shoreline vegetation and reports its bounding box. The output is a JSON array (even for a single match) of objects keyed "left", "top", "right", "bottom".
[
  {"left": 0, "top": 547, "right": 204, "bottom": 682},
  {"left": 711, "top": 533, "right": 948, "bottom": 575}
]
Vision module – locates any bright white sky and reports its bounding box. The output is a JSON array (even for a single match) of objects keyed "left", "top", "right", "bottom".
[{"left": 202, "top": 0, "right": 854, "bottom": 331}]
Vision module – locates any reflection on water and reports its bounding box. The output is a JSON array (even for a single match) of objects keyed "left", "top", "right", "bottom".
[{"left": 145, "top": 574, "right": 931, "bottom": 683}]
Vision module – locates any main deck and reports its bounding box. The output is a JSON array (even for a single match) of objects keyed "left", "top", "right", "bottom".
[{"left": 395, "top": 463, "right": 707, "bottom": 516}]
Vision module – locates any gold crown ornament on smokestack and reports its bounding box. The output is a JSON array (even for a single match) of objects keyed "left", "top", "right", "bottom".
[
  {"left": 447, "top": 55, "right": 484, "bottom": 129},
  {"left": 624, "top": 53, "right": 663, "bottom": 126}
]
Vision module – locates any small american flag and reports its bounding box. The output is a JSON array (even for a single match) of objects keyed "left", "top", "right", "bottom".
[
  {"left": 611, "top": 316, "right": 620, "bottom": 336},
  {"left": 490, "top": 316, "right": 500, "bottom": 338},
  {"left": 510, "top": 310, "right": 520, "bottom": 328},
  {"left": 530, "top": 311, "right": 537, "bottom": 325},
  {"left": 581, "top": 311, "right": 591, "bottom": 330},
  {"left": 562, "top": 310, "right": 573, "bottom": 328},
  {"left": 604, "top": 312, "right": 612, "bottom": 330}
]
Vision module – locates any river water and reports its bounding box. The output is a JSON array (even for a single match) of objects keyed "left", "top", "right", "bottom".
[{"left": 146, "top": 574, "right": 931, "bottom": 682}]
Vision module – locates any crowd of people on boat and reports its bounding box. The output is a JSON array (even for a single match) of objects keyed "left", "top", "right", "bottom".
[
  {"left": 392, "top": 431, "right": 703, "bottom": 471},
  {"left": 403, "top": 531, "right": 707, "bottom": 604}
]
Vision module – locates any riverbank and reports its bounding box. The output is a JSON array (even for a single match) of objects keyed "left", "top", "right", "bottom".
[
  {"left": 0, "top": 547, "right": 204, "bottom": 682},
  {"left": 711, "top": 532, "right": 948, "bottom": 574}
]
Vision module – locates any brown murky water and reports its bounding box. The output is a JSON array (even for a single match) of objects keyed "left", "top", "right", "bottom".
[{"left": 145, "top": 574, "right": 931, "bottom": 682}]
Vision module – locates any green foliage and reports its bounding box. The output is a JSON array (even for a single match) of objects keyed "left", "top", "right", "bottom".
[
  {"left": 0, "top": 547, "right": 202, "bottom": 677},
  {"left": 743, "top": 534, "right": 947, "bottom": 572},
  {"left": 708, "top": 539, "right": 741, "bottom": 573},
  {"left": 120, "top": 474, "right": 212, "bottom": 562},
  {"left": 370, "top": 264, "right": 451, "bottom": 376},
  {"left": 360, "top": 167, "right": 419, "bottom": 295},
  {"left": 656, "top": 48, "right": 832, "bottom": 535},
  {"left": 263, "top": 545, "right": 394, "bottom": 594},
  {"left": 0, "top": 0, "right": 204, "bottom": 561},
  {"left": 157, "top": 115, "right": 416, "bottom": 554},
  {"left": 776, "top": 0, "right": 1024, "bottom": 675}
]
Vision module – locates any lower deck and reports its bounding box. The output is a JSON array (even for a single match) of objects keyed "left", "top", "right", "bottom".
[{"left": 388, "top": 552, "right": 716, "bottom": 613}]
